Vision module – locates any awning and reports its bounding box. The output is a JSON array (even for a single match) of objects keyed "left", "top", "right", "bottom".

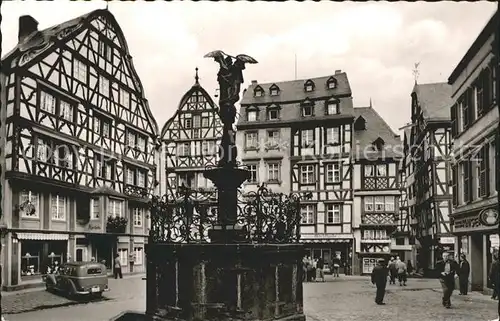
[
  {"left": 16, "top": 233, "right": 69, "bottom": 241},
  {"left": 300, "top": 239, "right": 351, "bottom": 244}
]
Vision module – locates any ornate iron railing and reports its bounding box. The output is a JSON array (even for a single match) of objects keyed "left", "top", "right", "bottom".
[{"left": 149, "top": 184, "right": 311, "bottom": 244}]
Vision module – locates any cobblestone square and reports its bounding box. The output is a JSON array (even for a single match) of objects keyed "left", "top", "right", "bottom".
[{"left": 3, "top": 276, "right": 500, "bottom": 320}]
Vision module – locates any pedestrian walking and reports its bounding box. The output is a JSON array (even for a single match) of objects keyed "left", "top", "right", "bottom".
[
  {"left": 316, "top": 257, "right": 325, "bottom": 282},
  {"left": 396, "top": 257, "right": 407, "bottom": 286},
  {"left": 371, "top": 258, "right": 388, "bottom": 305},
  {"left": 113, "top": 253, "right": 123, "bottom": 279},
  {"left": 458, "top": 253, "right": 470, "bottom": 295},
  {"left": 332, "top": 256, "right": 341, "bottom": 277},
  {"left": 437, "top": 251, "right": 459, "bottom": 309},
  {"left": 388, "top": 257, "right": 397, "bottom": 285},
  {"left": 490, "top": 253, "right": 499, "bottom": 300}
]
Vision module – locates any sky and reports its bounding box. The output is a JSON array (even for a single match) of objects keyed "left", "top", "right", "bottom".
[{"left": 2, "top": 1, "right": 497, "bottom": 134}]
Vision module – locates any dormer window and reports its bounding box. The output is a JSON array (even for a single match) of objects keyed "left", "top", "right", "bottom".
[
  {"left": 354, "top": 116, "right": 366, "bottom": 130},
  {"left": 267, "top": 104, "right": 280, "bottom": 120},
  {"left": 269, "top": 84, "right": 280, "bottom": 96},
  {"left": 326, "top": 99, "right": 340, "bottom": 115},
  {"left": 327, "top": 77, "right": 338, "bottom": 89},
  {"left": 372, "top": 137, "right": 385, "bottom": 151},
  {"left": 247, "top": 106, "right": 259, "bottom": 122},
  {"left": 254, "top": 86, "right": 264, "bottom": 97},
  {"left": 303, "top": 106, "right": 313, "bottom": 117},
  {"left": 301, "top": 99, "right": 314, "bottom": 117},
  {"left": 304, "top": 80, "right": 315, "bottom": 92}
]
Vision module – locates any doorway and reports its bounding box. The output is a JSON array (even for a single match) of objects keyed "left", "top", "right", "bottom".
[{"left": 76, "top": 247, "right": 88, "bottom": 262}]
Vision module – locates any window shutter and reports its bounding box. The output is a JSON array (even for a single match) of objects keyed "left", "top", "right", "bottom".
[
  {"left": 467, "top": 87, "right": 475, "bottom": 124},
  {"left": 450, "top": 104, "right": 457, "bottom": 138},
  {"left": 463, "top": 160, "right": 470, "bottom": 203},
  {"left": 451, "top": 163, "right": 458, "bottom": 206},
  {"left": 483, "top": 68, "right": 491, "bottom": 113}
]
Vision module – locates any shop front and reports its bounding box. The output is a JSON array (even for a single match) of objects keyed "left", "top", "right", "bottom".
[
  {"left": 453, "top": 205, "right": 499, "bottom": 293},
  {"left": 2, "top": 232, "right": 70, "bottom": 290},
  {"left": 358, "top": 243, "right": 392, "bottom": 275},
  {"left": 300, "top": 233, "right": 354, "bottom": 275}
]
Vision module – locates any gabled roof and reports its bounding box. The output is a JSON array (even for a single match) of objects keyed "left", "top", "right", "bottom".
[
  {"left": 2, "top": 9, "right": 159, "bottom": 136},
  {"left": 352, "top": 107, "right": 402, "bottom": 160},
  {"left": 159, "top": 74, "right": 217, "bottom": 139},
  {"left": 241, "top": 73, "right": 351, "bottom": 105},
  {"left": 412, "top": 82, "right": 453, "bottom": 121}
]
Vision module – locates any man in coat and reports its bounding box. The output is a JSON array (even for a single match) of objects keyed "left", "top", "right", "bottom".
[
  {"left": 371, "top": 258, "right": 389, "bottom": 305},
  {"left": 458, "top": 253, "right": 470, "bottom": 295},
  {"left": 437, "top": 251, "right": 459, "bottom": 308}
]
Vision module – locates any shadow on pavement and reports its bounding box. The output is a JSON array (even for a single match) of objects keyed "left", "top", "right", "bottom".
[{"left": 5, "top": 294, "right": 113, "bottom": 315}]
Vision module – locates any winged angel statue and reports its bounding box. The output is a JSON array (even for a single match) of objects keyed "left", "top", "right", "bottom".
[{"left": 204, "top": 51, "right": 258, "bottom": 121}]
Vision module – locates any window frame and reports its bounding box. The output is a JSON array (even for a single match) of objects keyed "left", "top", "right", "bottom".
[
  {"left": 266, "top": 162, "right": 281, "bottom": 182},
  {"left": 20, "top": 190, "right": 40, "bottom": 219},
  {"left": 50, "top": 194, "right": 67, "bottom": 221},
  {"left": 245, "top": 131, "right": 259, "bottom": 150},
  {"left": 326, "top": 204, "right": 341, "bottom": 224},
  {"left": 300, "top": 204, "right": 315, "bottom": 225},
  {"left": 300, "top": 164, "right": 315, "bottom": 185},
  {"left": 325, "top": 163, "right": 341, "bottom": 183}
]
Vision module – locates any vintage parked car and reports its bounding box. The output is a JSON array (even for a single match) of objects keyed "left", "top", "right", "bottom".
[{"left": 44, "top": 261, "right": 109, "bottom": 298}]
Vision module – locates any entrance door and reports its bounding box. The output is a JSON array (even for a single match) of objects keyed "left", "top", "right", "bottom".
[{"left": 76, "top": 247, "right": 87, "bottom": 262}]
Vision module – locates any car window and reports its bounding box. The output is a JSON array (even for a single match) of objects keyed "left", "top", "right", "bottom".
[{"left": 87, "top": 267, "right": 102, "bottom": 275}]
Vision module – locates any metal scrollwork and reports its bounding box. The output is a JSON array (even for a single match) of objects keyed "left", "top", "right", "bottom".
[
  {"left": 149, "top": 185, "right": 311, "bottom": 244},
  {"left": 149, "top": 187, "right": 218, "bottom": 243}
]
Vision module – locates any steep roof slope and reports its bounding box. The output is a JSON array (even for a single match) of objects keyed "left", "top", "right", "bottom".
[
  {"left": 412, "top": 82, "right": 453, "bottom": 121},
  {"left": 352, "top": 106, "right": 402, "bottom": 160},
  {"left": 2, "top": 9, "right": 159, "bottom": 135}
]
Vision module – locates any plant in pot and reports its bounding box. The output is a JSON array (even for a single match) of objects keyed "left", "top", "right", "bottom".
[{"left": 107, "top": 216, "right": 128, "bottom": 233}]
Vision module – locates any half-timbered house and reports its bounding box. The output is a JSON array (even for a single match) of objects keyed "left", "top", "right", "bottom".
[
  {"left": 351, "top": 106, "right": 402, "bottom": 274},
  {"left": 449, "top": 11, "right": 498, "bottom": 293},
  {"left": 406, "top": 82, "right": 454, "bottom": 274},
  {"left": 237, "top": 70, "right": 356, "bottom": 272},
  {"left": 0, "top": 11, "right": 158, "bottom": 290},
  {"left": 159, "top": 69, "right": 222, "bottom": 197},
  {"left": 391, "top": 128, "right": 416, "bottom": 266}
]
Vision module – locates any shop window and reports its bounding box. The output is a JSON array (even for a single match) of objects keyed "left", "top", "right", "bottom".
[
  {"left": 21, "top": 241, "right": 43, "bottom": 277},
  {"left": 134, "top": 247, "right": 143, "bottom": 265},
  {"left": 118, "top": 248, "right": 128, "bottom": 266},
  {"left": 362, "top": 258, "right": 377, "bottom": 274}
]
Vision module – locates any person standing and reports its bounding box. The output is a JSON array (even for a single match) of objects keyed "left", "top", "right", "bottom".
[
  {"left": 396, "top": 258, "right": 407, "bottom": 286},
  {"left": 388, "top": 257, "right": 397, "bottom": 285},
  {"left": 490, "top": 253, "right": 499, "bottom": 300},
  {"left": 371, "top": 259, "right": 389, "bottom": 305},
  {"left": 113, "top": 253, "right": 123, "bottom": 279},
  {"left": 316, "top": 257, "right": 325, "bottom": 282},
  {"left": 437, "top": 252, "right": 459, "bottom": 309},
  {"left": 332, "top": 256, "right": 341, "bottom": 277},
  {"left": 458, "top": 254, "right": 470, "bottom": 295}
]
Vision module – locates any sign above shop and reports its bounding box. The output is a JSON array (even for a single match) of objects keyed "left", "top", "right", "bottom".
[{"left": 478, "top": 208, "right": 499, "bottom": 227}]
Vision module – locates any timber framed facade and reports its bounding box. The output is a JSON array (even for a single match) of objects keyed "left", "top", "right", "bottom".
[
  {"left": 237, "top": 71, "right": 357, "bottom": 274},
  {"left": 351, "top": 106, "right": 402, "bottom": 274},
  {"left": 159, "top": 69, "right": 222, "bottom": 199},
  {"left": 449, "top": 10, "right": 498, "bottom": 293},
  {"left": 0, "top": 11, "right": 158, "bottom": 290},
  {"left": 406, "top": 82, "right": 454, "bottom": 273}
]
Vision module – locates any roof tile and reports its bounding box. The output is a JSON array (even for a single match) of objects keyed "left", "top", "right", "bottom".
[
  {"left": 412, "top": 82, "right": 453, "bottom": 121},
  {"left": 352, "top": 107, "right": 402, "bottom": 160}
]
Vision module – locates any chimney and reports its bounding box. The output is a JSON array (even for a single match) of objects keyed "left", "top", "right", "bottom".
[
  {"left": 251, "top": 80, "right": 258, "bottom": 85},
  {"left": 18, "top": 15, "right": 39, "bottom": 43},
  {"left": 335, "top": 70, "right": 342, "bottom": 75}
]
